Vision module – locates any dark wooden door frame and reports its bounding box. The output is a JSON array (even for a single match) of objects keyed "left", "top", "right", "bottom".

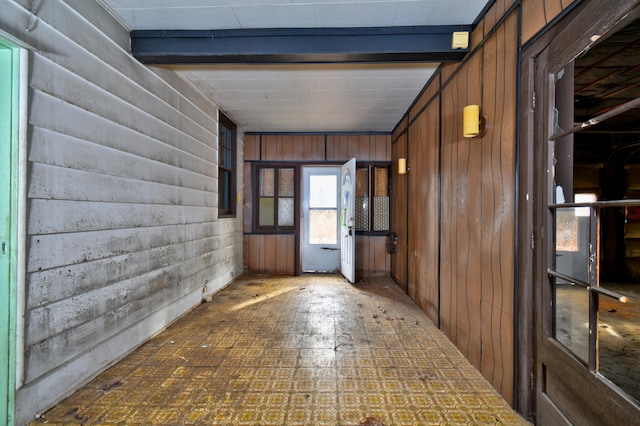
[{"left": 520, "top": 0, "right": 640, "bottom": 423}]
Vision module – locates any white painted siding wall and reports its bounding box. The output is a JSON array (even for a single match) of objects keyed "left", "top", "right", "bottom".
[{"left": 1, "top": 1, "right": 244, "bottom": 424}]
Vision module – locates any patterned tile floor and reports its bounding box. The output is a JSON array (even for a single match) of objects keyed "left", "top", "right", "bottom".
[{"left": 34, "top": 274, "right": 530, "bottom": 425}]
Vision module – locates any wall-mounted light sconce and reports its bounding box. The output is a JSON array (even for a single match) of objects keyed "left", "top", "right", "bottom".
[
  {"left": 463, "top": 104, "right": 488, "bottom": 138},
  {"left": 398, "top": 157, "right": 408, "bottom": 175}
]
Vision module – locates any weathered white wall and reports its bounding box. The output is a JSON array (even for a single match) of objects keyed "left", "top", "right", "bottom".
[{"left": 0, "top": 1, "right": 244, "bottom": 424}]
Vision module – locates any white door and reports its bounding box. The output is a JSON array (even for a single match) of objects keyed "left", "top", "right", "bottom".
[
  {"left": 301, "top": 166, "right": 341, "bottom": 272},
  {"left": 340, "top": 158, "right": 356, "bottom": 283}
]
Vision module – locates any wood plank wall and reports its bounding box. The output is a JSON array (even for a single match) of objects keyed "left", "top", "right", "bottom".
[
  {"left": 522, "top": 0, "right": 578, "bottom": 43},
  {"left": 2, "top": 1, "right": 246, "bottom": 422},
  {"left": 244, "top": 133, "right": 391, "bottom": 277},
  {"left": 390, "top": 0, "right": 583, "bottom": 405},
  {"left": 390, "top": 130, "right": 408, "bottom": 291}
]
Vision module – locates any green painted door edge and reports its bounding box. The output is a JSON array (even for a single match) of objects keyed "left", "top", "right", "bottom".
[{"left": 0, "top": 37, "right": 20, "bottom": 426}]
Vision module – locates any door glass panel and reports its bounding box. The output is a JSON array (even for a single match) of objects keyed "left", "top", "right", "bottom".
[
  {"left": 310, "top": 175, "right": 337, "bottom": 208},
  {"left": 555, "top": 207, "right": 590, "bottom": 283},
  {"left": 555, "top": 279, "right": 590, "bottom": 363},
  {"left": 309, "top": 210, "right": 337, "bottom": 244}
]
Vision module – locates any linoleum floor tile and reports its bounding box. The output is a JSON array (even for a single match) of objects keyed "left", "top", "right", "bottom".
[{"left": 32, "top": 274, "right": 529, "bottom": 426}]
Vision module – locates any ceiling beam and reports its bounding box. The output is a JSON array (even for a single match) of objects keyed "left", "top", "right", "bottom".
[{"left": 131, "top": 26, "right": 471, "bottom": 64}]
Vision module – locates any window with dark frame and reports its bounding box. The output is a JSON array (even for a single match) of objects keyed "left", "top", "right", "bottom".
[
  {"left": 218, "top": 113, "right": 236, "bottom": 217},
  {"left": 255, "top": 165, "right": 296, "bottom": 231}
]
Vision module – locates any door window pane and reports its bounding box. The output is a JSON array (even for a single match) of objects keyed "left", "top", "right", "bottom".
[
  {"left": 555, "top": 207, "right": 590, "bottom": 283},
  {"left": 555, "top": 279, "right": 590, "bottom": 363},
  {"left": 310, "top": 209, "right": 337, "bottom": 244},
  {"left": 310, "top": 175, "right": 337, "bottom": 208}
]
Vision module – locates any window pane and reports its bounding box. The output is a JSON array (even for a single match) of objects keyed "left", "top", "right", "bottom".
[
  {"left": 373, "top": 196, "right": 390, "bottom": 231},
  {"left": 356, "top": 168, "right": 369, "bottom": 196},
  {"left": 260, "top": 168, "right": 275, "bottom": 197},
  {"left": 259, "top": 197, "right": 275, "bottom": 226},
  {"left": 219, "top": 170, "right": 229, "bottom": 211},
  {"left": 555, "top": 207, "right": 590, "bottom": 283},
  {"left": 374, "top": 166, "right": 388, "bottom": 196},
  {"left": 279, "top": 168, "right": 294, "bottom": 197},
  {"left": 554, "top": 279, "right": 589, "bottom": 363},
  {"left": 355, "top": 168, "right": 369, "bottom": 231},
  {"left": 278, "top": 198, "right": 294, "bottom": 227},
  {"left": 309, "top": 209, "right": 337, "bottom": 244},
  {"left": 310, "top": 175, "right": 336, "bottom": 208},
  {"left": 355, "top": 195, "right": 370, "bottom": 231}
]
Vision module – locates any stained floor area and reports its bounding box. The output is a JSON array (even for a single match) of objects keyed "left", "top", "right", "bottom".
[{"left": 34, "top": 275, "right": 529, "bottom": 425}]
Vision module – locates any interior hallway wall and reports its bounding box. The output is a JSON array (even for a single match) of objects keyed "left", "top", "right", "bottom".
[
  {"left": 0, "top": 1, "right": 244, "bottom": 424},
  {"left": 391, "top": 0, "right": 579, "bottom": 406}
]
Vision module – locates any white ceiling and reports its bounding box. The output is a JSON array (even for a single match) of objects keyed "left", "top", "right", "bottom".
[{"left": 98, "top": 0, "right": 492, "bottom": 133}]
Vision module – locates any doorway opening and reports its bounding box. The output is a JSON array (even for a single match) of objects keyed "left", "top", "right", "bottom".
[{"left": 301, "top": 166, "right": 341, "bottom": 273}]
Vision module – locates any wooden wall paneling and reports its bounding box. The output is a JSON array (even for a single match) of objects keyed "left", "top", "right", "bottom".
[
  {"left": 340, "top": 135, "right": 352, "bottom": 160},
  {"left": 483, "top": 1, "right": 499, "bottom": 39},
  {"left": 326, "top": 135, "right": 337, "bottom": 161},
  {"left": 280, "top": 135, "right": 294, "bottom": 161},
  {"left": 262, "top": 135, "right": 278, "bottom": 161},
  {"left": 439, "top": 78, "right": 459, "bottom": 345},
  {"left": 561, "top": 0, "right": 575, "bottom": 9},
  {"left": 546, "top": 0, "right": 564, "bottom": 21},
  {"left": 479, "top": 11, "right": 518, "bottom": 404},
  {"left": 265, "top": 235, "right": 277, "bottom": 273},
  {"left": 355, "top": 236, "right": 368, "bottom": 276},
  {"left": 246, "top": 235, "right": 260, "bottom": 272},
  {"left": 422, "top": 102, "right": 440, "bottom": 324},
  {"left": 406, "top": 97, "right": 440, "bottom": 325},
  {"left": 522, "top": 0, "right": 549, "bottom": 43},
  {"left": 302, "top": 135, "right": 322, "bottom": 161},
  {"left": 342, "top": 134, "right": 351, "bottom": 161},
  {"left": 409, "top": 81, "right": 437, "bottom": 122},
  {"left": 392, "top": 117, "right": 408, "bottom": 141},
  {"left": 373, "top": 134, "right": 389, "bottom": 161},
  {"left": 245, "top": 134, "right": 260, "bottom": 161},
  {"left": 472, "top": 18, "right": 486, "bottom": 50},
  {"left": 245, "top": 234, "right": 296, "bottom": 275},
  {"left": 463, "top": 50, "right": 484, "bottom": 370},
  {"left": 391, "top": 131, "right": 408, "bottom": 290},
  {"left": 358, "top": 135, "right": 370, "bottom": 161},
  {"left": 275, "top": 235, "right": 288, "bottom": 274},
  {"left": 373, "top": 237, "right": 389, "bottom": 276},
  {"left": 292, "top": 135, "right": 305, "bottom": 160},
  {"left": 409, "top": 93, "right": 427, "bottom": 123},
  {"left": 287, "top": 234, "right": 295, "bottom": 275},
  {"left": 440, "top": 63, "right": 457, "bottom": 85}
]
